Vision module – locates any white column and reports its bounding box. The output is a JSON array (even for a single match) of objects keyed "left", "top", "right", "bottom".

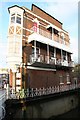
[
  {"left": 54, "top": 48, "right": 56, "bottom": 58},
  {"left": 34, "top": 40, "right": 36, "bottom": 60},
  {"left": 66, "top": 52, "right": 68, "bottom": 61},
  {"left": 61, "top": 49, "right": 63, "bottom": 64},
  {"left": 6, "top": 84, "right": 9, "bottom": 99},
  {"left": 52, "top": 27, "right": 54, "bottom": 41},
  {"left": 47, "top": 44, "right": 49, "bottom": 64},
  {"left": 54, "top": 47, "right": 56, "bottom": 64}
]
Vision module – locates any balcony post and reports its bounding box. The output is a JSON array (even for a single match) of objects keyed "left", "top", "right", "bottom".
[
  {"left": 54, "top": 48, "right": 56, "bottom": 64},
  {"left": 47, "top": 44, "right": 49, "bottom": 64},
  {"left": 54, "top": 48, "right": 56, "bottom": 58},
  {"left": 61, "top": 49, "right": 63, "bottom": 64},
  {"left": 66, "top": 52, "right": 68, "bottom": 61},
  {"left": 34, "top": 40, "right": 36, "bottom": 60}
]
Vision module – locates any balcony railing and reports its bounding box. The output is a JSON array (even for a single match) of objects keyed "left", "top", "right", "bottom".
[
  {"left": 29, "top": 54, "right": 74, "bottom": 67},
  {"left": 30, "top": 54, "right": 44, "bottom": 63},
  {"left": 56, "top": 59, "right": 74, "bottom": 67},
  {"left": 31, "top": 27, "right": 70, "bottom": 46},
  {"left": 30, "top": 54, "right": 56, "bottom": 65}
]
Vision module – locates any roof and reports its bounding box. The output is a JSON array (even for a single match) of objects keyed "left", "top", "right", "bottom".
[
  {"left": 31, "top": 4, "right": 63, "bottom": 25},
  {"left": 8, "top": 5, "right": 25, "bottom": 13}
]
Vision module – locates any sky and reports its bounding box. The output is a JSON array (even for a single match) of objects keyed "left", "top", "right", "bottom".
[{"left": 0, "top": 0, "right": 79, "bottom": 68}]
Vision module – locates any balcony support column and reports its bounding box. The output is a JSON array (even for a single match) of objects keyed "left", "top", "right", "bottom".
[
  {"left": 66, "top": 52, "right": 68, "bottom": 61},
  {"left": 61, "top": 49, "right": 63, "bottom": 63},
  {"left": 54, "top": 48, "right": 56, "bottom": 58},
  {"left": 47, "top": 44, "right": 49, "bottom": 64},
  {"left": 54, "top": 48, "right": 56, "bottom": 64},
  {"left": 34, "top": 40, "right": 36, "bottom": 61}
]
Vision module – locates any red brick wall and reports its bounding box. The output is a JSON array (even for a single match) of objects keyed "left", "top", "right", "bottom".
[
  {"left": 32, "top": 5, "right": 62, "bottom": 29},
  {"left": 27, "top": 69, "right": 69, "bottom": 89}
]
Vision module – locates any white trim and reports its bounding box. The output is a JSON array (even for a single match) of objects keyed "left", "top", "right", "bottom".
[
  {"left": 67, "top": 82, "right": 71, "bottom": 84},
  {"left": 27, "top": 66, "right": 56, "bottom": 71},
  {"left": 28, "top": 33, "right": 72, "bottom": 53},
  {"left": 60, "top": 82, "right": 64, "bottom": 85}
]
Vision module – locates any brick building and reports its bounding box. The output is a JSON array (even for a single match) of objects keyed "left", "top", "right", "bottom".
[{"left": 7, "top": 4, "right": 74, "bottom": 92}]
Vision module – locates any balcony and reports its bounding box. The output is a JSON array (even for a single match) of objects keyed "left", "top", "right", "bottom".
[
  {"left": 29, "top": 54, "right": 74, "bottom": 68},
  {"left": 30, "top": 54, "right": 56, "bottom": 64},
  {"left": 28, "top": 27, "right": 72, "bottom": 53},
  {"left": 56, "top": 59, "right": 74, "bottom": 67}
]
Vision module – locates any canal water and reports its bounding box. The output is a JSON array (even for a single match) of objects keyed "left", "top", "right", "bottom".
[
  {"left": 3, "top": 106, "right": 80, "bottom": 119},
  {"left": 51, "top": 107, "right": 80, "bottom": 119}
]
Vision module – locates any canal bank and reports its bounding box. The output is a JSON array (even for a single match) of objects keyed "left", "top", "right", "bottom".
[{"left": 4, "top": 88, "right": 80, "bottom": 119}]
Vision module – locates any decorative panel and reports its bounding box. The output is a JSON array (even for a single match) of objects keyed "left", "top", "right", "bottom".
[
  {"left": 9, "top": 26, "right": 14, "bottom": 34},
  {"left": 16, "top": 26, "right": 21, "bottom": 35}
]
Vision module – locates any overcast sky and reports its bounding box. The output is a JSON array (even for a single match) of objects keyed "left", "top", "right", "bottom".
[{"left": 0, "top": 0, "right": 79, "bottom": 68}]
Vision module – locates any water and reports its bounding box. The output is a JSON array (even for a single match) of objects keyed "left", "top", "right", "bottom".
[
  {"left": 3, "top": 106, "right": 80, "bottom": 119},
  {"left": 51, "top": 107, "right": 80, "bottom": 119}
]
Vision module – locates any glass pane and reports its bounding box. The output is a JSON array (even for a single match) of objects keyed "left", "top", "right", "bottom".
[
  {"left": 11, "top": 16, "right": 15, "bottom": 23},
  {"left": 16, "top": 17, "right": 21, "bottom": 24}
]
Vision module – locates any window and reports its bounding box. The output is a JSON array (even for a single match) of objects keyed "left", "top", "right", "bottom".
[
  {"left": 11, "top": 14, "right": 21, "bottom": 24},
  {"left": 59, "top": 75, "right": 64, "bottom": 85},
  {"left": 36, "top": 48, "right": 40, "bottom": 54},
  {"left": 62, "top": 51, "right": 66, "bottom": 60},
  {"left": 50, "top": 47, "right": 54, "bottom": 58},
  {"left": 66, "top": 74, "right": 70, "bottom": 84},
  {"left": 11, "top": 14, "right": 15, "bottom": 23},
  {"left": 54, "top": 28, "right": 58, "bottom": 35},
  {"left": 16, "top": 14, "right": 21, "bottom": 24}
]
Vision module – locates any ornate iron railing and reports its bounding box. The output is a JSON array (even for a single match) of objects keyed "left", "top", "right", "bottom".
[{"left": 8, "top": 83, "right": 80, "bottom": 99}]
